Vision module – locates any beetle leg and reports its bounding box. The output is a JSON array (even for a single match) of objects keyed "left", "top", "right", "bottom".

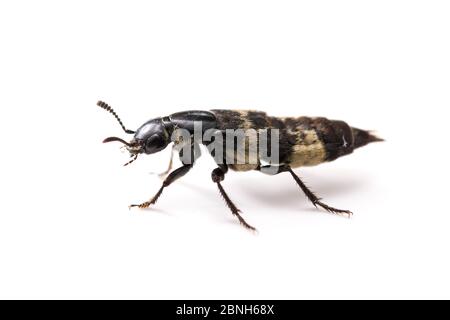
[
  {"left": 131, "top": 142, "right": 200, "bottom": 209},
  {"left": 130, "top": 164, "right": 193, "bottom": 209},
  {"left": 149, "top": 145, "right": 175, "bottom": 178},
  {"left": 212, "top": 165, "right": 257, "bottom": 232},
  {"left": 159, "top": 149, "right": 174, "bottom": 177},
  {"left": 258, "top": 165, "right": 353, "bottom": 217}
]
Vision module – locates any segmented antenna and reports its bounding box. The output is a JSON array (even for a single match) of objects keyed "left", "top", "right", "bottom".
[{"left": 96, "top": 101, "right": 135, "bottom": 134}]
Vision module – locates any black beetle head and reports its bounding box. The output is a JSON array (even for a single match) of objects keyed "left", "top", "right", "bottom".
[
  {"left": 132, "top": 118, "right": 170, "bottom": 155},
  {"left": 97, "top": 101, "right": 171, "bottom": 166}
]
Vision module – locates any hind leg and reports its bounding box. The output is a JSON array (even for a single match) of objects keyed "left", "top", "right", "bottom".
[{"left": 258, "top": 164, "right": 353, "bottom": 217}]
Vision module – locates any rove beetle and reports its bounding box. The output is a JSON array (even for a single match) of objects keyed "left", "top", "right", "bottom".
[{"left": 97, "top": 101, "right": 382, "bottom": 231}]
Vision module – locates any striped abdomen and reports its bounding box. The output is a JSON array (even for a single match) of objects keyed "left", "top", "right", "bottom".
[{"left": 210, "top": 110, "right": 382, "bottom": 171}]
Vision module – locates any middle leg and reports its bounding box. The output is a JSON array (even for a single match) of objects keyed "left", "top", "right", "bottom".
[{"left": 212, "top": 165, "right": 256, "bottom": 231}]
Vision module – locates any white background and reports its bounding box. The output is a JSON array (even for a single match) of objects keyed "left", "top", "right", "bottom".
[{"left": 1, "top": 1, "right": 449, "bottom": 299}]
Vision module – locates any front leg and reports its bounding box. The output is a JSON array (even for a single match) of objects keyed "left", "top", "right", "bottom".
[
  {"left": 149, "top": 145, "right": 175, "bottom": 178},
  {"left": 129, "top": 164, "right": 193, "bottom": 209},
  {"left": 130, "top": 142, "right": 200, "bottom": 209}
]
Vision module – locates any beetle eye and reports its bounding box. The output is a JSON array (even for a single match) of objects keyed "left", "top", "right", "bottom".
[{"left": 145, "top": 134, "right": 167, "bottom": 154}]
